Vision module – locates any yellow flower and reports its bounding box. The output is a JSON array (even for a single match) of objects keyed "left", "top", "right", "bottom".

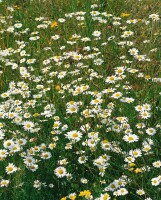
[
  {"left": 128, "top": 168, "right": 134, "bottom": 171},
  {"left": 102, "top": 139, "right": 109, "bottom": 143},
  {"left": 69, "top": 195, "right": 76, "bottom": 200},
  {"left": 121, "top": 13, "right": 130, "bottom": 17},
  {"left": 102, "top": 193, "right": 110, "bottom": 200},
  {"left": 145, "top": 75, "right": 151, "bottom": 80},
  {"left": 14, "top": 5, "right": 21, "bottom": 9},
  {"left": 33, "top": 113, "right": 39, "bottom": 117},
  {"left": 138, "top": 19, "right": 142, "bottom": 22},
  {"left": 51, "top": 21, "right": 58, "bottom": 28},
  {"left": 60, "top": 197, "right": 66, "bottom": 200},
  {"left": 56, "top": 85, "right": 61, "bottom": 90},
  {"left": 129, "top": 163, "right": 136, "bottom": 167},
  {"left": 79, "top": 190, "right": 91, "bottom": 198},
  {"left": 135, "top": 168, "right": 142, "bottom": 173}
]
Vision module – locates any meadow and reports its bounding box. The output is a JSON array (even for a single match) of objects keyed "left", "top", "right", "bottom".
[{"left": 0, "top": 0, "right": 161, "bottom": 199}]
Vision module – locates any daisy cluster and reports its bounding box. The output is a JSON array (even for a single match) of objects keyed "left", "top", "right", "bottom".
[{"left": 0, "top": 1, "right": 160, "bottom": 199}]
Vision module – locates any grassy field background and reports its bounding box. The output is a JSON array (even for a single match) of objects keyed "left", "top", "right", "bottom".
[{"left": 0, "top": 0, "right": 161, "bottom": 199}]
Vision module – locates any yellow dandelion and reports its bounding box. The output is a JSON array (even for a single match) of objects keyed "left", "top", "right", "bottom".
[
  {"left": 51, "top": 21, "right": 58, "bottom": 28},
  {"left": 129, "top": 163, "right": 136, "bottom": 167},
  {"left": 60, "top": 197, "right": 66, "bottom": 200},
  {"left": 128, "top": 168, "right": 134, "bottom": 171},
  {"left": 79, "top": 190, "right": 91, "bottom": 198},
  {"left": 56, "top": 85, "right": 61, "bottom": 90},
  {"left": 33, "top": 113, "right": 39, "bottom": 117},
  {"left": 145, "top": 75, "right": 151, "bottom": 80},
  {"left": 135, "top": 168, "right": 142, "bottom": 173},
  {"left": 121, "top": 13, "right": 130, "bottom": 17}
]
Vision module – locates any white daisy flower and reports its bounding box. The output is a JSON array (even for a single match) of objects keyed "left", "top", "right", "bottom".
[
  {"left": 123, "top": 134, "right": 139, "bottom": 143},
  {"left": 65, "top": 130, "right": 82, "bottom": 142},
  {"left": 54, "top": 166, "right": 67, "bottom": 178},
  {"left": 6, "top": 163, "right": 18, "bottom": 174}
]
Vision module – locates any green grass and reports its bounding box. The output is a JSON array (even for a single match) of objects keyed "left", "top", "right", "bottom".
[{"left": 0, "top": 0, "right": 161, "bottom": 199}]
